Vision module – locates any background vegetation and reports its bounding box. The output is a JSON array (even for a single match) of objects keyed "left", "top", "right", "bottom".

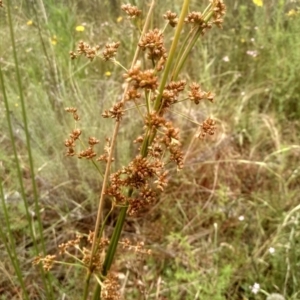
[{"left": 0, "top": 0, "right": 300, "bottom": 299}]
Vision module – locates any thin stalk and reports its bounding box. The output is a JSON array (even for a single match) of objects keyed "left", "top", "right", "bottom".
[
  {"left": 1, "top": 70, "right": 48, "bottom": 296},
  {"left": 123, "top": 103, "right": 147, "bottom": 112},
  {"left": 98, "top": 204, "right": 115, "bottom": 240},
  {"left": 170, "top": 26, "right": 197, "bottom": 80},
  {"left": 83, "top": 200, "right": 114, "bottom": 297},
  {"left": 92, "top": 284, "right": 101, "bottom": 300},
  {"left": 5, "top": 0, "right": 37, "bottom": 257},
  {"left": 167, "top": 108, "right": 200, "bottom": 126},
  {"left": 0, "top": 160, "right": 29, "bottom": 299},
  {"left": 6, "top": 2, "right": 54, "bottom": 298},
  {"left": 92, "top": 197, "right": 130, "bottom": 300},
  {"left": 133, "top": 99, "right": 145, "bottom": 119},
  {"left": 83, "top": 270, "right": 92, "bottom": 300},
  {"left": 101, "top": 195, "right": 130, "bottom": 276},
  {"left": 85, "top": 119, "right": 122, "bottom": 300},
  {"left": 140, "top": 128, "right": 151, "bottom": 156},
  {"left": 145, "top": 90, "right": 151, "bottom": 114},
  {"left": 171, "top": 26, "right": 201, "bottom": 81},
  {"left": 36, "top": 0, "right": 62, "bottom": 96},
  {"left": 31, "top": 3, "right": 53, "bottom": 80},
  {"left": 7, "top": 0, "right": 46, "bottom": 254},
  {"left": 91, "top": 159, "right": 104, "bottom": 178}
]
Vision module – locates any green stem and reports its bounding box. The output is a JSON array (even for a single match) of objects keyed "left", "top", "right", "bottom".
[
  {"left": 6, "top": 2, "right": 54, "bottom": 298},
  {"left": 170, "top": 27, "right": 196, "bottom": 80},
  {"left": 92, "top": 284, "right": 101, "bottom": 300},
  {"left": 102, "top": 203, "right": 129, "bottom": 276},
  {"left": 145, "top": 90, "right": 151, "bottom": 114},
  {"left": 171, "top": 27, "right": 201, "bottom": 81},
  {"left": 0, "top": 135, "right": 29, "bottom": 300},
  {"left": 94, "top": 201, "right": 129, "bottom": 300},
  {"left": 83, "top": 270, "right": 92, "bottom": 300}
]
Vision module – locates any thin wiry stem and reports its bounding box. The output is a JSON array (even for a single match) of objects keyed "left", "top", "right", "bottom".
[
  {"left": 6, "top": 1, "right": 54, "bottom": 298},
  {"left": 0, "top": 67, "right": 30, "bottom": 300}
]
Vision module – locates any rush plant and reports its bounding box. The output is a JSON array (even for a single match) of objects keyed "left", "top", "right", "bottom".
[{"left": 34, "top": 1, "right": 226, "bottom": 299}]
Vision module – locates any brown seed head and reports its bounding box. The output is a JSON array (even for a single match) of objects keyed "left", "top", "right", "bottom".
[
  {"left": 78, "top": 146, "right": 97, "bottom": 159},
  {"left": 133, "top": 136, "right": 144, "bottom": 144},
  {"left": 65, "top": 107, "right": 77, "bottom": 113},
  {"left": 65, "top": 138, "right": 75, "bottom": 148},
  {"left": 101, "top": 273, "right": 121, "bottom": 300},
  {"left": 65, "top": 129, "right": 79, "bottom": 157},
  {"left": 124, "top": 67, "right": 158, "bottom": 91},
  {"left": 163, "top": 10, "right": 178, "bottom": 27},
  {"left": 144, "top": 112, "right": 166, "bottom": 129},
  {"left": 185, "top": 12, "right": 212, "bottom": 35},
  {"left": 154, "top": 171, "right": 169, "bottom": 191},
  {"left": 188, "top": 83, "right": 214, "bottom": 104},
  {"left": 88, "top": 137, "right": 100, "bottom": 146},
  {"left": 65, "top": 107, "right": 80, "bottom": 121},
  {"left": 102, "top": 42, "right": 120, "bottom": 61},
  {"left": 70, "top": 129, "right": 82, "bottom": 140},
  {"left": 58, "top": 234, "right": 82, "bottom": 255},
  {"left": 97, "top": 138, "right": 115, "bottom": 163},
  {"left": 161, "top": 80, "right": 186, "bottom": 110},
  {"left": 120, "top": 238, "right": 152, "bottom": 255},
  {"left": 212, "top": 0, "right": 226, "bottom": 25},
  {"left": 185, "top": 12, "right": 204, "bottom": 24},
  {"left": 82, "top": 237, "right": 109, "bottom": 271},
  {"left": 169, "top": 144, "right": 184, "bottom": 169},
  {"left": 128, "top": 184, "right": 157, "bottom": 215},
  {"left": 33, "top": 254, "right": 56, "bottom": 272},
  {"left": 102, "top": 101, "right": 125, "bottom": 121},
  {"left": 69, "top": 51, "right": 77, "bottom": 59},
  {"left": 125, "top": 89, "right": 141, "bottom": 102},
  {"left": 76, "top": 41, "right": 100, "bottom": 61},
  {"left": 121, "top": 4, "right": 142, "bottom": 19},
  {"left": 147, "top": 141, "right": 163, "bottom": 158},
  {"left": 198, "top": 117, "right": 216, "bottom": 139},
  {"left": 138, "top": 29, "right": 167, "bottom": 62},
  {"left": 66, "top": 147, "right": 76, "bottom": 156}
]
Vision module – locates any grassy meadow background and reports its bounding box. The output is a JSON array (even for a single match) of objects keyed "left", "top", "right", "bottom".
[{"left": 1, "top": 0, "right": 300, "bottom": 299}]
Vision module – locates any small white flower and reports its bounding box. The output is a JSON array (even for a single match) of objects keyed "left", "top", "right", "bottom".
[
  {"left": 238, "top": 215, "right": 245, "bottom": 221},
  {"left": 250, "top": 282, "right": 260, "bottom": 294},
  {"left": 241, "top": 91, "right": 245, "bottom": 96},
  {"left": 266, "top": 293, "right": 285, "bottom": 300},
  {"left": 250, "top": 38, "right": 255, "bottom": 42},
  {"left": 246, "top": 50, "right": 258, "bottom": 57},
  {"left": 269, "top": 247, "right": 275, "bottom": 254},
  {"left": 222, "top": 56, "right": 230, "bottom": 62}
]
